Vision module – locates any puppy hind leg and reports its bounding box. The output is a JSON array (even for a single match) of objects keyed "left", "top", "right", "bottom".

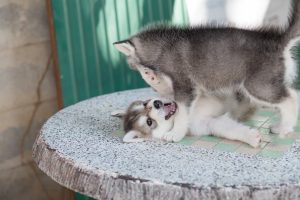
[
  {"left": 271, "top": 88, "right": 298, "bottom": 135},
  {"left": 243, "top": 83, "right": 298, "bottom": 135},
  {"left": 209, "top": 114, "right": 261, "bottom": 148}
]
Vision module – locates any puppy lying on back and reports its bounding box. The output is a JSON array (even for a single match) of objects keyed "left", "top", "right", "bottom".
[{"left": 119, "top": 97, "right": 261, "bottom": 148}]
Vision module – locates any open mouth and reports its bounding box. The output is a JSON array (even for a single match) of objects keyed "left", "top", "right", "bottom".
[{"left": 163, "top": 102, "right": 177, "bottom": 120}]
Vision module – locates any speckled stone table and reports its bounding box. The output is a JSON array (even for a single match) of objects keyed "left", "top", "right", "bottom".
[{"left": 32, "top": 88, "right": 300, "bottom": 200}]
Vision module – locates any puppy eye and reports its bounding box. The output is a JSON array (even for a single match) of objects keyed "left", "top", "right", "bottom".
[
  {"left": 146, "top": 118, "right": 152, "bottom": 126},
  {"left": 143, "top": 102, "right": 147, "bottom": 107}
]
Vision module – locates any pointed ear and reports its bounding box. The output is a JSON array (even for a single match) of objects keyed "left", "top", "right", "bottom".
[
  {"left": 113, "top": 40, "right": 135, "bottom": 56},
  {"left": 123, "top": 130, "right": 145, "bottom": 143},
  {"left": 110, "top": 110, "right": 126, "bottom": 118}
]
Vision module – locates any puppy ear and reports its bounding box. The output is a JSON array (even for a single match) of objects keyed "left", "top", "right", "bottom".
[
  {"left": 113, "top": 40, "right": 135, "bottom": 56},
  {"left": 110, "top": 110, "right": 126, "bottom": 118},
  {"left": 123, "top": 130, "right": 145, "bottom": 143}
]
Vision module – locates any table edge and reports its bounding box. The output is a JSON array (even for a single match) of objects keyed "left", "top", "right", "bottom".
[{"left": 32, "top": 131, "right": 300, "bottom": 200}]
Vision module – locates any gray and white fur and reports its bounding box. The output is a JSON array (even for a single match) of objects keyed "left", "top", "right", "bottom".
[
  {"left": 114, "top": 0, "right": 300, "bottom": 141},
  {"left": 118, "top": 97, "right": 261, "bottom": 147}
]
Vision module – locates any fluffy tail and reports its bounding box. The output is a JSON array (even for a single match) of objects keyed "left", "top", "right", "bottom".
[{"left": 285, "top": 0, "right": 300, "bottom": 40}]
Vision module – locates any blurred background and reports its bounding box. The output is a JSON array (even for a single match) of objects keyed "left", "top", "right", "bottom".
[{"left": 0, "top": 0, "right": 298, "bottom": 199}]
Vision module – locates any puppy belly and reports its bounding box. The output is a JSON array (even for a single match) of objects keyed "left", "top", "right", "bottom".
[{"left": 189, "top": 119, "right": 211, "bottom": 136}]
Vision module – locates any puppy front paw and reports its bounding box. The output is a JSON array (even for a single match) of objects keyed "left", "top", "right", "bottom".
[
  {"left": 247, "top": 130, "right": 261, "bottom": 148},
  {"left": 161, "top": 131, "right": 185, "bottom": 142},
  {"left": 141, "top": 68, "right": 160, "bottom": 85}
]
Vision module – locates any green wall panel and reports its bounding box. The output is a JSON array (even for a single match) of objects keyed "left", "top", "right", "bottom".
[{"left": 52, "top": 0, "right": 188, "bottom": 107}]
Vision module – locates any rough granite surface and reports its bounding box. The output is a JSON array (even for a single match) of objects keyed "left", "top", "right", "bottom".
[{"left": 34, "top": 88, "right": 300, "bottom": 199}]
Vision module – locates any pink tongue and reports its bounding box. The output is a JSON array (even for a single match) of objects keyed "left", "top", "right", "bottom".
[{"left": 164, "top": 104, "right": 175, "bottom": 114}]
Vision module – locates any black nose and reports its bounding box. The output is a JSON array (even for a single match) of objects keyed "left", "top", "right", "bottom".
[{"left": 153, "top": 100, "right": 163, "bottom": 109}]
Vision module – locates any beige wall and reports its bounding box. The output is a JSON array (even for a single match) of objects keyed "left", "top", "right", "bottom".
[{"left": 0, "top": 0, "right": 64, "bottom": 199}]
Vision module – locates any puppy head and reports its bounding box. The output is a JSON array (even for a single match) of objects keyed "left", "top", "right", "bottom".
[
  {"left": 122, "top": 98, "right": 178, "bottom": 142},
  {"left": 114, "top": 37, "right": 175, "bottom": 99},
  {"left": 113, "top": 35, "right": 162, "bottom": 71}
]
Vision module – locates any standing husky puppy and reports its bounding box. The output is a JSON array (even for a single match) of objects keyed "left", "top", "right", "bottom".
[{"left": 114, "top": 0, "right": 300, "bottom": 142}]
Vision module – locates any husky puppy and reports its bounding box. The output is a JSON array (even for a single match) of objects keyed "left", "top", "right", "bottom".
[
  {"left": 120, "top": 97, "right": 261, "bottom": 147},
  {"left": 114, "top": 0, "right": 300, "bottom": 142}
]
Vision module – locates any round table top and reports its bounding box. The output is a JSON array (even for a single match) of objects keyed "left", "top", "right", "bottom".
[{"left": 33, "top": 88, "right": 300, "bottom": 200}]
